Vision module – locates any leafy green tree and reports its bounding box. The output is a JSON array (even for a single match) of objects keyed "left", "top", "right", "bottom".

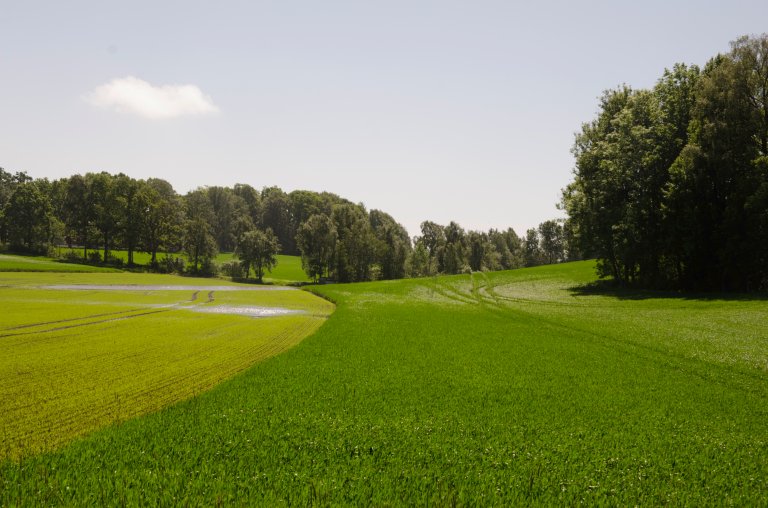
[
  {"left": 0, "top": 168, "right": 33, "bottom": 244},
  {"left": 331, "top": 203, "right": 375, "bottom": 282},
  {"left": 142, "top": 178, "right": 183, "bottom": 266},
  {"left": 207, "top": 186, "right": 247, "bottom": 252},
  {"left": 442, "top": 221, "right": 467, "bottom": 274},
  {"left": 2, "top": 182, "right": 57, "bottom": 252},
  {"left": 369, "top": 209, "right": 410, "bottom": 280},
  {"left": 665, "top": 39, "right": 767, "bottom": 289},
  {"left": 468, "top": 231, "right": 492, "bottom": 271},
  {"left": 538, "top": 220, "right": 564, "bottom": 265},
  {"left": 523, "top": 228, "right": 542, "bottom": 267},
  {"left": 236, "top": 228, "right": 280, "bottom": 283},
  {"left": 296, "top": 214, "right": 337, "bottom": 282},
  {"left": 418, "top": 221, "right": 446, "bottom": 271},
  {"left": 63, "top": 174, "right": 95, "bottom": 259},
  {"left": 114, "top": 175, "right": 148, "bottom": 266},
  {"left": 233, "top": 183, "right": 262, "bottom": 228},
  {"left": 89, "top": 172, "right": 125, "bottom": 262},
  {"left": 488, "top": 228, "right": 523, "bottom": 269},
  {"left": 406, "top": 241, "right": 437, "bottom": 277},
  {"left": 261, "top": 187, "right": 294, "bottom": 255},
  {"left": 183, "top": 217, "right": 218, "bottom": 274}
]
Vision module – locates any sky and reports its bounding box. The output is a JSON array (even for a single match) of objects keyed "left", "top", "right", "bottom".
[{"left": 2, "top": 1, "right": 767, "bottom": 237}]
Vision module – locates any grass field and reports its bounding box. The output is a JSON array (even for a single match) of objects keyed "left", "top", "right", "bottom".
[
  {"left": 0, "top": 271, "right": 333, "bottom": 461},
  {"left": 1, "top": 261, "right": 767, "bottom": 504},
  {"left": 54, "top": 249, "right": 311, "bottom": 283},
  {"left": 0, "top": 254, "right": 121, "bottom": 273}
]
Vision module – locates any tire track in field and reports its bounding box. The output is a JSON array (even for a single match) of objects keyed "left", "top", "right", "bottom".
[
  {"left": 0, "top": 309, "right": 172, "bottom": 339},
  {"left": 0, "top": 308, "right": 147, "bottom": 332},
  {"left": 3, "top": 314, "right": 327, "bottom": 459}
]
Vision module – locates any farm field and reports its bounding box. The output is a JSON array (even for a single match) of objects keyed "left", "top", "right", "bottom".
[
  {"left": 0, "top": 270, "right": 333, "bottom": 461},
  {"left": 55, "top": 249, "right": 311, "bottom": 283},
  {"left": 0, "top": 254, "right": 120, "bottom": 273},
  {"left": 2, "top": 261, "right": 768, "bottom": 504}
]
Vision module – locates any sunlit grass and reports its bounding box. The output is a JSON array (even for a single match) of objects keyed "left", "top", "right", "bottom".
[
  {"left": 49, "top": 249, "right": 311, "bottom": 282},
  {"left": 0, "top": 254, "right": 120, "bottom": 273},
  {"left": 1, "top": 261, "right": 767, "bottom": 505},
  {"left": 0, "top": 272, "right": 333, "bottom": 460}
]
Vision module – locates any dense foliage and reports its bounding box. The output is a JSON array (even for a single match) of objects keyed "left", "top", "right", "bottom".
[
  {"left": 563, "top": 34, "right": 768, "bottom": 290},
  {"left": 0, "top": 168, "right": 571, "bottom": 282}
]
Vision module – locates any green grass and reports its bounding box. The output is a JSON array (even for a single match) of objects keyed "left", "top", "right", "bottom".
[
  {"left": 0, "top": 271, "right": 333, "bottom": 460},
  {"left": 55, "top": 249, "right": 311, "bottom": 283},
  {"left": 220, "top": 253, "right": 311, "bottom": 284},
  {"left": 1, "top": 261, "right": 767, "bottom": 505},
  {"left": 0, "top": 254, "right": 120, "bottom": 273}
]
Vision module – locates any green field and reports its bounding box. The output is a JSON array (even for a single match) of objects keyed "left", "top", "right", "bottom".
[
  {"left": 0, "top": 271, "right": 333, "bottom": 461},
  {"left": 0, "top": 254, "right": 121, "bottom": 273},
  {"left": 2, "top": 261, "right": 767, "bottom": 504},
  {"left": 54, "top": 249, "right": 311, "bottom": 283}
]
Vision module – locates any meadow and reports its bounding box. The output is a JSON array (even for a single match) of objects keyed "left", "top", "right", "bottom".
[
  {"left": 56, "top": 248, "right": 312, "bottom": 284},
  {"left": 1, "top": 261, "right": 767, "bottom": 505},
  {"left": 0, "top": 254, "right": 120, "bottom": 273}
]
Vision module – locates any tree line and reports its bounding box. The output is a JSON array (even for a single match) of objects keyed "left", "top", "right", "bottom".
[
  {"left": 562, "top": 34, "right": 768, "bottom": 291},
  {"left": 0, "top": 169, "right": 575, "bottom": 282}
]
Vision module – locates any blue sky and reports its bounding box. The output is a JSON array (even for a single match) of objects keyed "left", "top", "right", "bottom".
[{"left": 2, "top": 1, "right": 767, "bottom": 236}]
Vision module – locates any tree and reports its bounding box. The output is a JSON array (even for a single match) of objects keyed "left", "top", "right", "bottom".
[
  {"left": 369, "top": 209, "right": 410, "bottom": 280},
  {"left": 418, "top": 221, "right": 446, "bottom": 272},
  {"left": 207, "top": 186, "right": 246, "bottom": 252},
  {"left": 523, "top": 228, "right": 542, "bottom": 267},
  {"left": 2, "top": 182, "right": 57, "bottom": 252},
  {"left": 233, "top": 183, "right": 262, "bottom": 228},
  {"left": 63, "top": 174, "right": 95, "bottom": 259},
  {"left": 442, "top": 221, "right": 467, "bottom": 274},
  {"left": 562, "top": 34, "right": 768, "bottom": 290},
  {"left": 406, "top": 241, "right": 437, "bottom": 277},
  {"left": 538, "top": 220, "right": 564, "bottom": 265},
  {"left": 467, "top": 231, "right": 491, "bottom": 271},
  {"left": 115, "top": 175, "right": 148, "bottom": 266},
  {"left": 236, "top": 228, "right": 280, "bottom": 283},
  {"left": 142, "top": 178, "right": 183, "bottom": 266},
  {"left": 183, "top": 217, "right": 218, "bottom": 274},
  {"left": 296, "top": 214, "right": 337, "bottom": 282},
  {"left": 261, "top": 187, "right": 294, "bottom": 254},
  {"left": 331, "top": 203, "right": 375, "bottom": 282},
  {"left": 90, "top": 172, "right": 124, "bottom": 262},
  {"left": 489, "top": 228, "right": 523, "bottom": 269}
]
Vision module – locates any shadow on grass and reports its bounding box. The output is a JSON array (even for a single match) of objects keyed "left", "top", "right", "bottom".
[{"left": 569, "top": 279, "right": 768, "bottom": 302}]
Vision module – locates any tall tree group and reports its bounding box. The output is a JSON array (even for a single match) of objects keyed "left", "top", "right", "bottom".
[{"left": 562, "top": 34, "right": 768, "bottom": 291}]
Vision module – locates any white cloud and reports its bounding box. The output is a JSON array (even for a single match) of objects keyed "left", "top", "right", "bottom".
[{"left": 84, "top": 76, "right": 219, "bottom": 119}]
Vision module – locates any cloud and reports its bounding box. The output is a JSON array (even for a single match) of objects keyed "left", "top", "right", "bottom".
[{"left": 84, "top": 76, "right": 219, "bottom": 119}]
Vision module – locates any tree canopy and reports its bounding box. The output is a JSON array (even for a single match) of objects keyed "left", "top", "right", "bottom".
[{"left": 562, "top": 33, "right": 768, "bottom": 291}]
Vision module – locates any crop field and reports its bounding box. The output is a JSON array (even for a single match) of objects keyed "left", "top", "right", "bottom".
[
  {"left": 0, "top": 254, "right": 120, "bottom": 273},
  {"left": 55, "top": 249, "right": 311, "bottom": 283},
  {"left": 2, "top": 261, "right": 768, "bottom": 505},
  {"left": 0, "top": 271, "right": 333, "bottom": 461}
]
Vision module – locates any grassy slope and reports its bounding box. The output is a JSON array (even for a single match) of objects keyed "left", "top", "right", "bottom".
[
  {"left": 0, "top": 254, "right": 120, "bottom": 273},
  {"left": 1, "top": 261, "right": 767, "bottom": 505},
  {"left": 0, "top": 271, "right": 333, "bottom": 460},
  {"left": 52, "top": 249, "right": 311, "bottom": 283}
]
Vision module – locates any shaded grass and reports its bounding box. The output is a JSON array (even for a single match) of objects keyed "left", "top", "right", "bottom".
[{"left": 1, "top": 261, "right": 767, "bottom": 505}]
